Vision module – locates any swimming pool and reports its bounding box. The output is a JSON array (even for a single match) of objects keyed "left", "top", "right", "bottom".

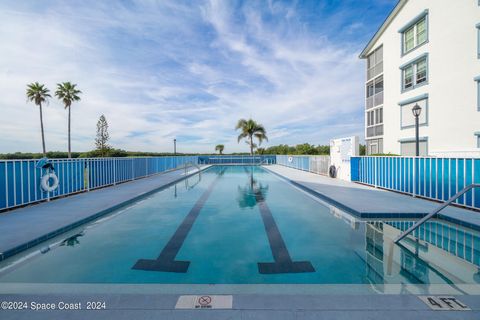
[{"left": 0, "top": 165, "right": 479, "bottom": 287}]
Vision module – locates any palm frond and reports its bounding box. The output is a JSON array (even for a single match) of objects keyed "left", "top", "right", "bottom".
[
  {"left": 26, "top": 82, "right": 51, "bottom": 106},
  {"left": 55, "top": 82, "right": 81, "bottom": 108}
]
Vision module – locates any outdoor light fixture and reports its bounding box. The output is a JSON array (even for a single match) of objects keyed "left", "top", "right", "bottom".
[
  {"left": 411, "top": 103, "right": 422, "bottom": 156},
  {"left": 412, "top": 103, "right": 422, "bottom": 117}
]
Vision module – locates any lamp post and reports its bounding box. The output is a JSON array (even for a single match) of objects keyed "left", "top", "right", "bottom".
[
  {"left": 411, "top": 103, "right": 422, "bottom": 156},
  {"left": 173, "top": 138, "right": 177, "bottom": 156}
]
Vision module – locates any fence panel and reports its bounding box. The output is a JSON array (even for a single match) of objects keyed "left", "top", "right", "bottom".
[
  {"left": 276, "top": 155, "right": 330, "bottom": 175},
  {"left": 351, "top": 156, "right": 480, "bottom": 210},
  {"left": 0, "top": 156, "right": 199, "bottom": 211}
]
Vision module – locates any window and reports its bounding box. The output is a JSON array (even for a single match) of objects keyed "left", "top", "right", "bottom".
[
  {"left": 367, "top": 110, "right": 375, "bottom": 126},
  {"left": 477, "top": 135, "right": 480, "bottom": 148},
  {"left": 375, "top": 108, "right": 383, "bottom": 124},
  {"left": 366, "top": 76, "right": 383, "bottom": 109},
  {"left": 476, "top": 77, "right": 480, "bottom": 110},
  {"left": 366, "top": 46, "right": 383, "bottom": 80},
  {"left": 399, "top": 96, "right": 428, "bottom": 129},
  {"left": 477, "top": 24, "right": 480, "bottom": 59},
  {"left": 404, "top": 27, "right": 415, "bottom": 52},
  {"left": 416, "top": 59, "right": 427, "bottom": 84},
  {"left": 478, "top": 80, "right": 480, "bottom": 110},
  {"left": 366, "top": 81, "right": 374, "bottom": 98},
  {"left": 375, "top": 76, "right": 383, "bottom": 94},
  {"left": 401, "top": 55, "right": 428, "bottom": 91},
  {"left": 400, "top": 11, "right": 428, "bottom": 55},
  {"left": 416, "top": 18, "right": 427, "bottom": 45},
  {"left": 400, "top": 140, "right": 427, "bottom": 156},
  {"left": 367, "top": 139, "right": 383, "bottom": 155},
  {"left": 404, "top": 66, "right": 413, "bottom": 89}
]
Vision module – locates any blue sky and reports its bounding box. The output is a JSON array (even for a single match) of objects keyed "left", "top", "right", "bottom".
[{"left": 0, "top": 0, "right": 397, "bottom": 153}]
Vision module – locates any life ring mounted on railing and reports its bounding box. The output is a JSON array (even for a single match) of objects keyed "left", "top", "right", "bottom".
[
  {"left": 288, "top": 156, "right": 293, "bottom": 163},
  {"left": 41, "top": 172, "right": 59, "bottom": 192},
  {"left": 36, "top": 157, "right": 59, "bottom": 193}
]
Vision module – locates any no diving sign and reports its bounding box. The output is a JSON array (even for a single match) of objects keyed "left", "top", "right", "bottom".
[
  {"left": 175, "top": 295, "right": 233, "bottom": 309},
  {"left": 419, "top": 296, "right": 470, "bottom": 311}
]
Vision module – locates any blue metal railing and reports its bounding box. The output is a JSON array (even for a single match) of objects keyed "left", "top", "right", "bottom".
[
  {"left": 351, "top": 156, "right": 480, "bottom": 210},
  {"left": 0, "top": 156, "right": 198, "bottom": 211}
]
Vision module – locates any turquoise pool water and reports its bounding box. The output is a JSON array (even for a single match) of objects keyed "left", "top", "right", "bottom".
[{"left": 0, "top": 165, "right": 479, "bottom": 285}]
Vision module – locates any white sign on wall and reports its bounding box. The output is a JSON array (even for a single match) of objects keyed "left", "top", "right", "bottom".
[{"left": 329, "top": 136, "right": 359, "bottom": 181}]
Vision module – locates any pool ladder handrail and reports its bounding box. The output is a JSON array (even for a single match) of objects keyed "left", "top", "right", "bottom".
[
  {"left": 394, "top": 183, "right": 480, "bottom": 244},
  {"left": 183, "top": 162, "right": 201, "bottom": 175}
]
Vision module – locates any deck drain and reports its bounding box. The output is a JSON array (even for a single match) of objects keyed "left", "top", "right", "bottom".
[
  {"left": 175, "top": 295, "right": 233, "bottom": 309},
  {"left": 418, "top": 296, "right": 470, "bottom": 311}
]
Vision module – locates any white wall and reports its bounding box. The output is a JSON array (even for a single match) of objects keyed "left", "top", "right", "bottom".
[
  {"left": 329, "top": 136, "right": 359, "bottom": 181},
  {"left": 365, "top": 0, "right": 480, "bottom": 157}
]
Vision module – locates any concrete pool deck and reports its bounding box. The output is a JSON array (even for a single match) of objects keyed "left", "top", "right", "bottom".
[
  {"left": 266, "top": 165, "right": 480, "bottom": 230},
  {"left": 0, "top": 166, "right": 209, "bottom": 261},
  {"left": 0, "top": 293, "right": 479, "bottom": 319}
]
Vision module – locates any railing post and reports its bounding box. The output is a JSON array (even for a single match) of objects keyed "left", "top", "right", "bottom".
[
  {"left": 374, "top": 157, "right": 377, "bottom": 188},
  {"left": 131, "top": 159, "right": 134, "bottom": 181},
  {"left": 413, "top": 157, "right": 416, "bottom": 197},
  {"left": 113, "top": 158, "right": 116, "bottom": 185},
  {"left": 86, "top": 160, "right": 90, "bottom": 192}
]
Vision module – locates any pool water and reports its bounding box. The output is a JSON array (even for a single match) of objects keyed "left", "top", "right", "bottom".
[{"left": 0, "top": 165, "right": 479, "bottom": 285}]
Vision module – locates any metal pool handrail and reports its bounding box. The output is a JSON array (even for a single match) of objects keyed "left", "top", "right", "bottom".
[
  {"left": 183, "top": 162, "right": 201, "bottom": 175},
  {"left": 394, "top": 184, "right": 480, "bottom": 244}
]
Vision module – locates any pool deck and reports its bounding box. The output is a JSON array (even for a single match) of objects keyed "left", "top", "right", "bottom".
[
  {"left": 0, "top": 166, "right": 209, "bottom": 261},
  {"left": 1, "top": 164, "right": 480, "bottom": 319},
  {"left": 266, "top": 165, "right": 480, "bottom": 230},
  {"left": 0, "top": 293, "right": 479, "bottom": 319}
]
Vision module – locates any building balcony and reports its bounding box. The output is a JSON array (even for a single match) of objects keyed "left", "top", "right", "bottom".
[
  {"left": 366, "top": 124, "right": 384, "bottom": 138},
  {"left": 366, "top": 91, "right": 383, "bottom": 110},
  {"left": 367, "top": 62, "right": 383, "bottom": 81}
]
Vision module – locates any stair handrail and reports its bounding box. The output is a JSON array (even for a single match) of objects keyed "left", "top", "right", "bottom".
[{"left": 394, "top": 183, "right": 480, "bottom": 244}]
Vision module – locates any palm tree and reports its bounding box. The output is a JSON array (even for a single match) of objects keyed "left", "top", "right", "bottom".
[
  {"left": 235, "top": 118, "right": 268, "bottom": 155},
  {"left": 55, "top": 82, "right": 81, "bottom": 158},
  {"left": 26, "top": 82, "right": 51, "bottom": 157},
  {"left": 215, "top": 144, "right": 225, "bottom": 155}
]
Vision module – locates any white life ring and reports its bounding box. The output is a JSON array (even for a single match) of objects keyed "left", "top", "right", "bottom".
[
  {"left": 288, "top": 156, "right": 293, "bottom": 163},
  {"left": 41, "top": 173, "right": 59, "bottom": 192}
]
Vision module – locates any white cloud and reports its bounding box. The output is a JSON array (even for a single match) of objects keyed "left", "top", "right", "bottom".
[{"left": 0, "top": 0, "right": 367, "bottom": 154}]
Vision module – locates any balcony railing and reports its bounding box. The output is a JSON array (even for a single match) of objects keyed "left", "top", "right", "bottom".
[
  {"left": 366, "top": 124, "right": 384, "bottom": 138},
  {"left": 367, "top": 62, "right": 383, "bottom": 81},
  {"left": 366, "top": 91, "right": 383, "bottom": 110}
]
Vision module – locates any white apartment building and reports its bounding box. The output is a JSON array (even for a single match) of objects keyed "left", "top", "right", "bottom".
[{"left": 360, "top": 0, "right": 480, "bottom": 157}]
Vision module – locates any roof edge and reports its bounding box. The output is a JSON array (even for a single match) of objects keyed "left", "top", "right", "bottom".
[{"left": 359, "top": 0, "right": 407, "bottom": 59}]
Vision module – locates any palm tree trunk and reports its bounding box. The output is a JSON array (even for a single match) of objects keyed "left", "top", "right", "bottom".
[
  {"left": 39, "top": 103, "right": 46, "bottom": 157},
  {"left": 249, "top": 135, "right": 253, "bottom": 156},
  {"left": 68, "top": 105, "right": 71, "bottom": 158}
]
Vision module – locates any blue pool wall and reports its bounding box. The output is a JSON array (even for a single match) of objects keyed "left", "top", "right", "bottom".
[
  {"left": 0, "top": 156, "right": 198, "bottom": 211},
  {"left": 351, "top": 156, "right": 480, "bottom": 210}
]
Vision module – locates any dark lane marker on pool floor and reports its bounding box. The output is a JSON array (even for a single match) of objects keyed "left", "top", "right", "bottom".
[
  {"left": 245, "top": 170, "right": 315, "bottom": 274},
  {"left": 132, "top": 169, "right": 225, "bottom": 273},
  {"left": 256, "top": 192, "right": 315, "bottom": 274}
]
